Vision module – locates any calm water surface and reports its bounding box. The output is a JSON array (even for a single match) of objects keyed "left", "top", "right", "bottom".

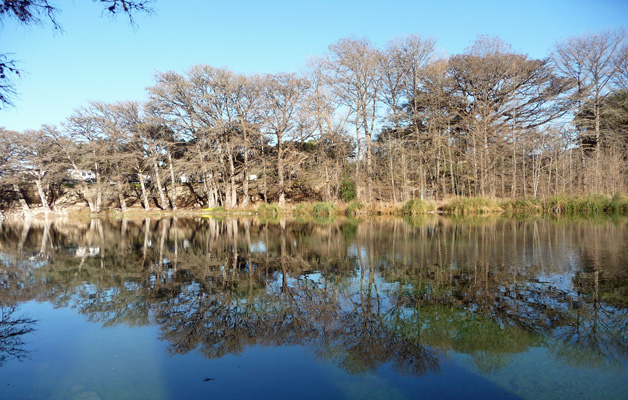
[{"left": 1, "top": 216, "right": 627, "bottom": 400}]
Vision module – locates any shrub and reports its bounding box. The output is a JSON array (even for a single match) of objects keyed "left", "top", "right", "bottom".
[
  {"left": 312, "top": 202, "right": 336, "bottom": 217},
  {"left": 293, "top": 203, "right": 314, "bottom": 216},
  {"left": 608, "top": 193, "right": 628, "bottom": 214},
  {"left": 442, "top": 197, "right": 501, "bottom": 215},
  {"left": 345, "top": 201, "right": 363, "bottom": 216},
  {"left": 339, "top": 178, "right": 356, "bottom": 202},
  {"left": 257, "top": 203, "right": 280, "bottom": 217},
  {"left": 543, "top": 194, "right": 628, "bottom": 216},
  {"left": 501, "top": 198, "right": 542, "bottom": 215},
  {"left": 401, "top": 199, "right": 427, "bottom": 215}
]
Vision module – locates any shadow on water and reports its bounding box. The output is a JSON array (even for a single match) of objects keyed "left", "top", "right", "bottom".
[{"left": 0, "top": 215, "right": 627, "bottom": 398}]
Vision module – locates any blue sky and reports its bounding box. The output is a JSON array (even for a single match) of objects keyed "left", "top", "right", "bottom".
[{"left": 1, "top": 0, "right": 627, "bottom": 132}]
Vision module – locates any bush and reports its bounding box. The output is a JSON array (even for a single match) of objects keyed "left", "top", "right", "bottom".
[
  {"left": 442, "top": 197, "right": 501, "bottom": 215},
  {"left": 345, "top": 201, "right": 363, "bottom": 216},
  {"left": 608, "top": 193, "right": 628, "bottom": 214},
  {"left": 401, "top": 199, "right": 427, "bottom": 215},
  {"left": 501, "top": 198, "right": 543, "bottom": 215},
  {"left": 546, "top": 194, "right": 628, "bottom": 216},
  {"left": 257, "top": 203, "right": 281, "bottom": 217},
  {"left": 312, "top": 202, "right": 336, "bottom": 217},
  {"left": 339, "top": 178, "right": 356, "bottom": 202},
  {"left": 293, "top": 203, "right": 314, "bottom": 216}
]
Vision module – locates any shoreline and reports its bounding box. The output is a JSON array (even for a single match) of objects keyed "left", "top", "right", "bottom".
[{"left": 3, "top": 194, "right": 628, "bottom": 221}]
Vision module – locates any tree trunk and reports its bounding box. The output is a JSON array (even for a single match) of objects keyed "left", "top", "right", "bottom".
[
  {"left": 262, "top": 145, "right": 268, "bottom": 203},
  {"left": 84, "top": 194, "right": 97, "bottom": 213},
  {"left": 116, "top": 181, "right": 128, "bottom": 213},
  {"left": 202, "top": 173, "right": 217, "bottom": 208},
  {"left": 94, "top": 169, "right": 102, "bottom": 214},
  {"left": 402, "top": 151, "right": 409, "bottom": 201},
  {"left": 324, "top": 165, "right": 331, "bottom": 201},
  {"left": 447, "top": 137, "right": 456, "bottom": 196},
  {"left": 34, "top": 178, "right": 50, "bottom": 214},
  {"left": 472, "top": 135, "right": 479, "bottom": 196},
  {"left": 152, "top": 161, "right": 168, "bottom": 210},
  {"left": 482, "top": 131, "right": 489, "bottom": 197},
  {"left": 241, "top": 125, "right": 250, "bottom": 207},
  {"left": 594, "top": 95, "right": 601, "bottom": 192},
  {"left": 228, "top": 150, "right": 237, "bottom": 208},
  {"left": 138, "top": 172, "right": 150, "bottom": 210},
  {"left": 354, "top": 110, "right": 361, "bottom": 201},
  {"left": 13, "top": 184, "right": 31, "bottom": 216},
  {"left": 277, "top": 133, "right": 285, "bottom": 207},
  {"left": 167, "top": 151, "right": 177, "bottom": 211},
  {"left": 521, "top": 147, "right": 527, "bottom": 199},
  {"left": 365, "top": 132, "right": 372, "bottom": 203},
  {"left": 91, "top": 159, "right": 102, "bottom": 214},
  {"left": 511, "top": 139, "right": 517, "bottom": 198},
  {"left": 389, "top": 139, "right": 397, "bottom": 203}
]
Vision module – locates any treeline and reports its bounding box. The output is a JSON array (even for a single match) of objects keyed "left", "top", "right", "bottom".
[{"left": 1, "top": 29, "right": 627, "bottom": 214}]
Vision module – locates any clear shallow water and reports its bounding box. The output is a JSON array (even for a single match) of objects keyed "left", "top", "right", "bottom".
[{"left": 1, "top": 216, "right": 627, "bottom": 400}]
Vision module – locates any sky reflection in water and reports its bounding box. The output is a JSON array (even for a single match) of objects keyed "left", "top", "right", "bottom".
[{"left": 0, "top": 216, "right": 627, "bottom": 399}]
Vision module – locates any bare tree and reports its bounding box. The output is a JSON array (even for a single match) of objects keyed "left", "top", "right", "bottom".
[
  {"left": 109, "top": 101, "right": 153, "bottom": 210},
  {"left": 379, "top": 35, "right": 437, "bottom": 201},
  {"left": 64, "top": 105, "right": 116, "bottom": 213},
  {"left": 448, "top": 36, "right": 569, "bottom": 197},
  {"left": 0, "top": 129, "right": 31, "bottom": 215},
  {"left": 231, "top": 74, "right": 264, "bottom": 207},
  {"left": 3, "top": 129, "right": 67, "bottom": 214},
  {"left": 261, "top": 72, "right": 310, "bottom": 207},
  {"left": 305, "top": 62, "right": 352, "bottom": 201},
  {"left": 319, "top": 38, "right": 381, "bottom": 202},
  {"left": 553, "top": 29, "right": 628, "bottom": 190}
]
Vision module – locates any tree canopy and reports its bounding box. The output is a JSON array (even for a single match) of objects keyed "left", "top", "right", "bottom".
[{"left": 1, "top": 29, "right": 627, "bottom": 214}]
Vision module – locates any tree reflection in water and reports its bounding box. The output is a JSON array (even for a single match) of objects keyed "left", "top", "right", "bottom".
[
  {"left": 0, "top": 216, "right": 627, "bottom": 375},
  {"left": 0, "top": 305, "right": 37, "bottom": 366}
]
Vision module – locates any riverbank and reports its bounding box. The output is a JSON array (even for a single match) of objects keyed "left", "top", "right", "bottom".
[
  {"left": 3, "top": 194, "right": 627, "bottom": 221},
  {"left": 253, "top": 194, "right": 628, "bottom": 219}
]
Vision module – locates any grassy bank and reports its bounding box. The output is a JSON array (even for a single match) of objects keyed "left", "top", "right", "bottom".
[
  {"left": 186, "top": 195, "right": 628, "bottom": 219},
  {"left": 399, "top": 195, "right": 628, "bottom": 217},
  {"left": 6, "top": 194, "right": 627, "bottom": 221},
  {"left": 497, "top": 195, "right": 628, "bottom": 217}
]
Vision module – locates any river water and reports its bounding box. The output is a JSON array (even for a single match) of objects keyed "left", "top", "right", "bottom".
[{"left": 0, "top": 216, "right": 627, "bottom": 399}]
